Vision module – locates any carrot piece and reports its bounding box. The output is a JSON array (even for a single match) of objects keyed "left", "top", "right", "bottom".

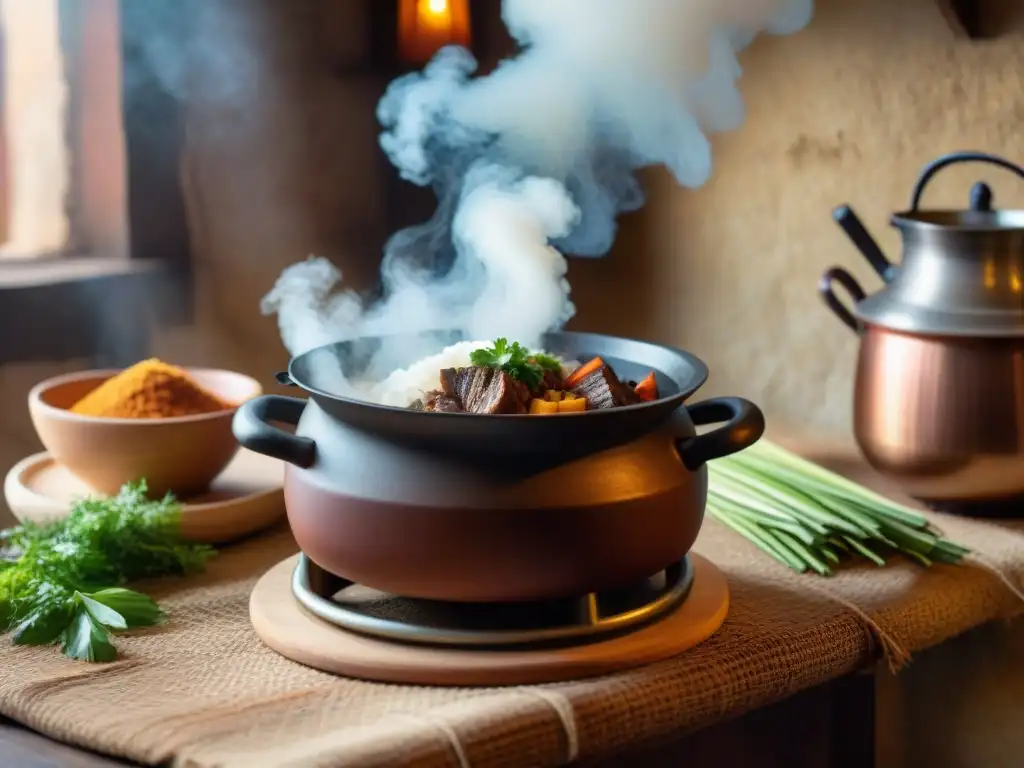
[
  {"left": 634, "top": 371, "right": 658, "bottom": 402},
  {"left": 563, "top": 357, "right": 605, "bottom": 389}
]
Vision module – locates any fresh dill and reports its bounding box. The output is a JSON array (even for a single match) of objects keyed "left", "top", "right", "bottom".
[{"left": 0, "top": 481, "right": 214, "bottom": 662}]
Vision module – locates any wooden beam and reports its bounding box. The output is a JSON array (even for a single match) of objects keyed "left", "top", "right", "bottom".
[
  {"left": 936, "top": 0, "right": 989, "bottom": 39},
  {"left": 119, "top": 0, "right": 196, "bottom": 326}
]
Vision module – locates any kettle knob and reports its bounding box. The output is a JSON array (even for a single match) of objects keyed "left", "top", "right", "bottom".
[{"left": 970, "top": 182, "right": 993, "bottom": 211}]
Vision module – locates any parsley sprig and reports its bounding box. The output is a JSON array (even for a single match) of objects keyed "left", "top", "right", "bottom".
[
  {"left": 469, "top": 338, "right": 563, "bottom": 390},
  {"left": 0, "top": 481, "right": 214, "bottom": 662}
]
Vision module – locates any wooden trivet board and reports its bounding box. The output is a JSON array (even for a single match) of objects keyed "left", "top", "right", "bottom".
[
  {"left": 249, "top": 552, "right": 730, "bottom": 686},
  {"left": 4, "top": 449, "right": 285, "bottom": 544}
]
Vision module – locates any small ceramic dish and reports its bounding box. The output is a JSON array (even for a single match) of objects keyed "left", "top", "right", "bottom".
[
  {"left": 4, "top": 448, "right": 285, "bottom": 544},
  {"left": 28, "top": 368, "right": 262, "bottom": 497}
]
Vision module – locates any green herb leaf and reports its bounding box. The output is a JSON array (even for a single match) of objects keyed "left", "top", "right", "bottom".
[
  {"left": 470, "top": 338, "right": 563, "bottom": 391},
  {"left": 85, "top": 588, "right": 164, "bottom": 628},
  {"left": 76, "top": 592, "right": 127, "bottom": 630},
  {"left": 531, "top": 352, "right": 563, "bottom": 373},
  {"left": 0, "top": 568, "right": 23, "bottom": 629},
  {"left": 470, "top": 337, "right": 512, "bottom": 368},
  {"left": 60, "top": 606, "right": 117, "bottom": 662},
  {"left": 13, "top": 605, "right": 71, "bottom": 646}
]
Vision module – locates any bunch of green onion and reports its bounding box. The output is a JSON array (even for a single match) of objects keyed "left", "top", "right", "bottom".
[{"left": 706, "top": 440, "right": 969, "bottom": 575}]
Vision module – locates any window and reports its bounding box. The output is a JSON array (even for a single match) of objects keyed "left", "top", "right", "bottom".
[
  {"left": 0, "top": 0, "right": 194, "bottom": 366},
  {"left": 0, "top": 0, "right": 126, "bottom": 261}
]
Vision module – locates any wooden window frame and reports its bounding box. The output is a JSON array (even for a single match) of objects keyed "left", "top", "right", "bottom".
[{"left": 0, "top": 0, "right": 194, "bottom": 367}]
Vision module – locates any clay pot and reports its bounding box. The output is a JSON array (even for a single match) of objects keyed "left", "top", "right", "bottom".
[{"left": 234, "top": 331, "right": 765, "bottom": 602}]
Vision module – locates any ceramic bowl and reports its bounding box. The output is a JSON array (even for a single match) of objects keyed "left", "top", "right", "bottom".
[{"left": 28, "top": 368, "right": 263, "bottom": 497}]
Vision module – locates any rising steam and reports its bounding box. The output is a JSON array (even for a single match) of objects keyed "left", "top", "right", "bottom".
[{"left": 262, "top": 0, "right": 814, "bottom": 384}]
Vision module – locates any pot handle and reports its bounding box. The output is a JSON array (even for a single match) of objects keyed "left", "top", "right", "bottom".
[
  {"left": 677, "top": 397, "right": 766, "bottom": 471},
  {"left": 275, "top": 370, "right": 299, "bottom": 387},
  {"left": 909, "top": 151, "right": 1024, "bottom": 211},
  {"left": 233, "top": 395, "right": 316, "bottom": 469},
  {"left": 818, "top": 266, "right": 866, "bottom": 334}
]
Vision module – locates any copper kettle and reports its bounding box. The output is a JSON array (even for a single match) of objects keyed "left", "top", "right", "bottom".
[{"left": 819, "top": 151, "right": 1024, "bottom": 516}]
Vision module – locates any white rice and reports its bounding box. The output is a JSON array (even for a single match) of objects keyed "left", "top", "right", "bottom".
[
  {"left": 369, "top": 341, "right": 490, "bottom": 407},
  {"left": 368, "top": 340, "right": 580, "bottom": 408}
]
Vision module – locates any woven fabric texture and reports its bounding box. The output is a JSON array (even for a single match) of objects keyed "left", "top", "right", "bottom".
[{"left": 2, "top": 452, "right": 1024, "bottom": 768}]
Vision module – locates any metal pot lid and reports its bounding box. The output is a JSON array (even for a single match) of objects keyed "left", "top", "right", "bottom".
[
  {"left": 853, "top": 211, "right": 1024, "bottom": 337},
  {"left": 855, "top": 209, "right": 1024, "bottom": 337},
  {"left": 853, "top": 152, "right": 1024, "bottom": 338}
]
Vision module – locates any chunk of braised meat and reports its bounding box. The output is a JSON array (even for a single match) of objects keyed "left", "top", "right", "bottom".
[
  {"left": 440, "top": 367, "right": 530, "bottom": 414},
  {"left": 416, "top": 389, "right": 464, "bottom": 412},
  {"left": 539, "top": 369, "right": 565, "bottom": 394},
  {"left": 571, "top": 364, "right": 639, "bottom": 409},
  {"left": 429, "top": 393, "right": 465, "bottom": 412}
]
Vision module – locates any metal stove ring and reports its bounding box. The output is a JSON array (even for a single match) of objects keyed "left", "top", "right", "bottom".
[{"left": 291, "top": 553, "right": 694, "bottom": 649}]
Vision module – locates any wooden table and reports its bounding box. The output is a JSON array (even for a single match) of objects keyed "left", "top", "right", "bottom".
[{"left": 1, "top": 719, "right": 133, "bottom": 767}]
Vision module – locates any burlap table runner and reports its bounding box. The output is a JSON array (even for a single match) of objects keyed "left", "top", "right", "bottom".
[{"left": 3, "top": 450, "right": 1024, "bottom": 768}]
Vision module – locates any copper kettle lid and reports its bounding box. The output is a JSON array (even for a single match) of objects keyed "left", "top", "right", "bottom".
[{"left": 838, "top": 152, "right": 1024, "bottom": 338}]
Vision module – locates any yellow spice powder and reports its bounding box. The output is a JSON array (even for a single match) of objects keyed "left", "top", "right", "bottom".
[{"left": 70, "top": 359, "right": 230, "bottom": 419}]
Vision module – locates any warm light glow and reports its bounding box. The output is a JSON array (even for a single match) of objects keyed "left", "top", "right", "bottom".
[
  {"left": 984, "top": 259, "right": 997, "bottom": 289},
  {"left": 398, "top": 0, "right": 471, "bottom": 65}
]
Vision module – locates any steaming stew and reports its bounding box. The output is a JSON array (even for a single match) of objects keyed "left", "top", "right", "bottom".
[{"left": 409, "top": 338, "right": 659, "bottom": 415}]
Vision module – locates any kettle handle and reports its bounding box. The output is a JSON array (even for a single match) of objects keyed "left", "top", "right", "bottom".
[
  {"left": 910, "top": 151, "right": 1024, "bottom": 211},
  {"left": 832, "top": 205, "right": 897, "bottom": 283},
  {"left": 818, "top": 267, "right": 867, "bottom": 334}
]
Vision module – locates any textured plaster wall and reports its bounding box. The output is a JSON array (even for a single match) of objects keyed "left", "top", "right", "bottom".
[{"left": 627, "top": 0, "right": 1024, "bottom": 442}]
